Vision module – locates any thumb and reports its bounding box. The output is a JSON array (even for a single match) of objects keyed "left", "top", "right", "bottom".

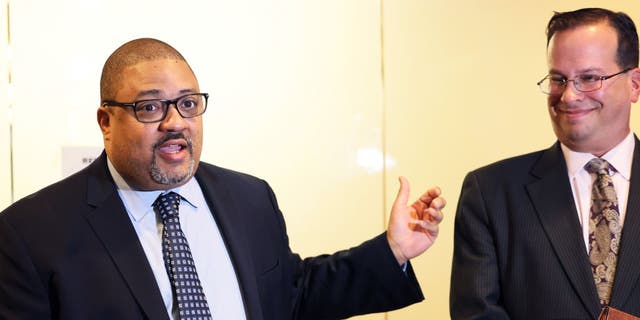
[{"left": 392, "top": 176, "right": 410, "bottom": 210}]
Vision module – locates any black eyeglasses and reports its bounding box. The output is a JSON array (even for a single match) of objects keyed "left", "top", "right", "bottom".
[
  {"left": 101, "top": 93, "right": 209, "bottom": 123},
  {"left": 537, "top": 69, "right": 632, "bottom": 95}
]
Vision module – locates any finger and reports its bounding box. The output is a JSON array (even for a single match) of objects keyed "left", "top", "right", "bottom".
[
  {"left": 419, "top": 186, "right": 442, "bottom": 203},
  {"left": 410, "top": 219, "right": 440, "bottom": 235},
  {"left": 428, "top": 186, "right": 442, "bottom": 198},
  {"left": 424, "top": 207, "right": 444, "bottom": 223},
  {"left": 429, "top": 196, "right": 446, "bottom": 210},
  {"left": 392, "top": 176, "right": 410, "bottom": 210}
]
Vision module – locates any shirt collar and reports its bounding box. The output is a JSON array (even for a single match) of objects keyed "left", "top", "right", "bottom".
[
  {"left": 561, "top": 131, "right": 634, "bottom": 181},
  {"left": 106, "top": 158, "right": 201, "bottom": 221}
]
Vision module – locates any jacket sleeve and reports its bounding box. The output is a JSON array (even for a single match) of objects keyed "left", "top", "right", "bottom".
[
  {"left": 259, "top": 180, "right": 424, "bottom": 320},
  {"left": 292, "top": 232, "right": 424, "bottom": 320}
]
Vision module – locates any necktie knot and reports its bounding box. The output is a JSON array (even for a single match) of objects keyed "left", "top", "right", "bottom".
[
  {"left": 585, "top": 158, "right": 612, "bottom": 176},
  {"left": 153, "top": 192, "right": 181, "bottom": 221}
]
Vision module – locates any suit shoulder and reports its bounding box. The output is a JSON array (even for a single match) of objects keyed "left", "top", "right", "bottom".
[
  {"left": 196, "top": 162, "right": 267, "bottom": 185},
  {"left": 0, "top": 167, "right": 89, "bottom": 222},
  {"left": 468, "top": 148, "right": 548, "bottom": 181}
]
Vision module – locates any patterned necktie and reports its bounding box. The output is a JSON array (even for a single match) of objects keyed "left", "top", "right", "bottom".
[
  {"left": 585, "top": 158, "right": 622, "bottom": 306},
  {"left": 153, "top": 192, "right": 212, "bottom": 320}
]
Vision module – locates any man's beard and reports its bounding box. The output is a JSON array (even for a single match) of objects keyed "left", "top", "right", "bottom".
[{"left": 149, "top": 133, "right": 195, "bottom": 185}]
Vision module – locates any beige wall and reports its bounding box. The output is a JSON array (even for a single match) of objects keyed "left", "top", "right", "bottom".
[{"left": 3, "top": 1, "right": 640, "bottom": 319}]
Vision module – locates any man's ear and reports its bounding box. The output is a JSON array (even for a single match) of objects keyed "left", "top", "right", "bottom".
[
  {"left": 629, "top": 67, "right": 640, "bottom": 103},
  {"left": 97, "top": 107, "right": 111, "bottom": 139}
]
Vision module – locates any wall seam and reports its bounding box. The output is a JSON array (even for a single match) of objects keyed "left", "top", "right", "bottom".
[
  {"left": 379, "top": 1, "right": 389, "bottom": 319},
  {"left": 6, "top": 0, "right": 13, "bottom": 203}
]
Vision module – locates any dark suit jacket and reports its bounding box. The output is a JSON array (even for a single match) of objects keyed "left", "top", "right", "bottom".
[
  {"left": 0, "top": 152, "right": 423, "bottom": 320},
  {"left": 450, "top": 140, "right": 640, "bottom": 320}
]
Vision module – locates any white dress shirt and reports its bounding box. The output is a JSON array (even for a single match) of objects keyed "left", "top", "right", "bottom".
[
  {"left": 562, "top": 131, "right": 634, "bottom": 252},
  {"left": 107, "top": 159, "right": 247, "bottom": 320}
]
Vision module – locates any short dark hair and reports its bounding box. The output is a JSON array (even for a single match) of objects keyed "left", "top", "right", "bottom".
[
  {"left": 546, "top": 8, "right": 639, "bottom": 69},
  {"left": 100, "top": 38, "right": 194, "bottom": 101}
]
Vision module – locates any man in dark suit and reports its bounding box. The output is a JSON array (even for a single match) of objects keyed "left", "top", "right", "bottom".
[
  {"left": 0, "top": 38, "right": 445, "bottom": 319},
  {"left": 450, "top": 8, "right": 640, "bottom": 320}
]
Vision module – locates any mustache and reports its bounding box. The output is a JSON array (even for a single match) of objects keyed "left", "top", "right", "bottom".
[{"left": 152, "top": 133, "right": 193, "bottom": 150}]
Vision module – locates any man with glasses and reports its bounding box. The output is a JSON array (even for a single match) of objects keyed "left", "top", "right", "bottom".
[
  {"left": 451, "top": 8, "right": 640, "bottom": 319},
  {"left": 0, "top": 38, "right": 446, "bottom": 319}
]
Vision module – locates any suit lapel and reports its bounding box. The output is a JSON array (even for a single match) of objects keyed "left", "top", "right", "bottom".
[
  {"left": 526, "top": 143, "right": 601, "bottom": 318},
  {"left": 83, "top": 153, "right": 169, "bottom": 320},
  {"left": 196, "top": 166, "right": 264, "bottom": 320},
  {"left": 610, "top": 137, "right": 640, "bottom": 307}
]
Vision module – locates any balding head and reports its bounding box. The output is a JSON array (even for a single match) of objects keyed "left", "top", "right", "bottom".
[{"left": 100, "top": 38, "right": 194, "bottom": 101}]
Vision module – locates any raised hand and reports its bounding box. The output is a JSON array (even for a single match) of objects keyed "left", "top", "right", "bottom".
[{"left": 386, "top": 176, "right": 446, "bottom": 265}]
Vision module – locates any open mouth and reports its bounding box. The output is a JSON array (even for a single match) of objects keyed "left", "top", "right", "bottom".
[
  {"left": 158, "top": 142, "right": 187, "bottom": 154},
  {"left": 154, "top": 135, "right": 192, "bottom": 162}
]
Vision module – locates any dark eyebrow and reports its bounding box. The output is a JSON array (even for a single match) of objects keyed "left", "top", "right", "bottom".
[
  {"left": 133, "top": 88, "right": 197, "bottom": 101},
  {"left": 575, "top": 68, "right": 606, "bottom": 74},
  {"left": 547, "top": 68, "right": 606, "bottom": 77},
  {"left": 547, "top": 69, "right": 565, "bottom": 77},
  {"left": 133, "top": 89, "right": 161, "bottom": 101}
]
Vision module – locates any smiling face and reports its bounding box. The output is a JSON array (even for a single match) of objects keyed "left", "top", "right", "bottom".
[
  {"left": 98, "top": 59, "right": 203, "bottom": 190},
  {"left": 546, "top": 22, "right": 640, "bottom": 156}
]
